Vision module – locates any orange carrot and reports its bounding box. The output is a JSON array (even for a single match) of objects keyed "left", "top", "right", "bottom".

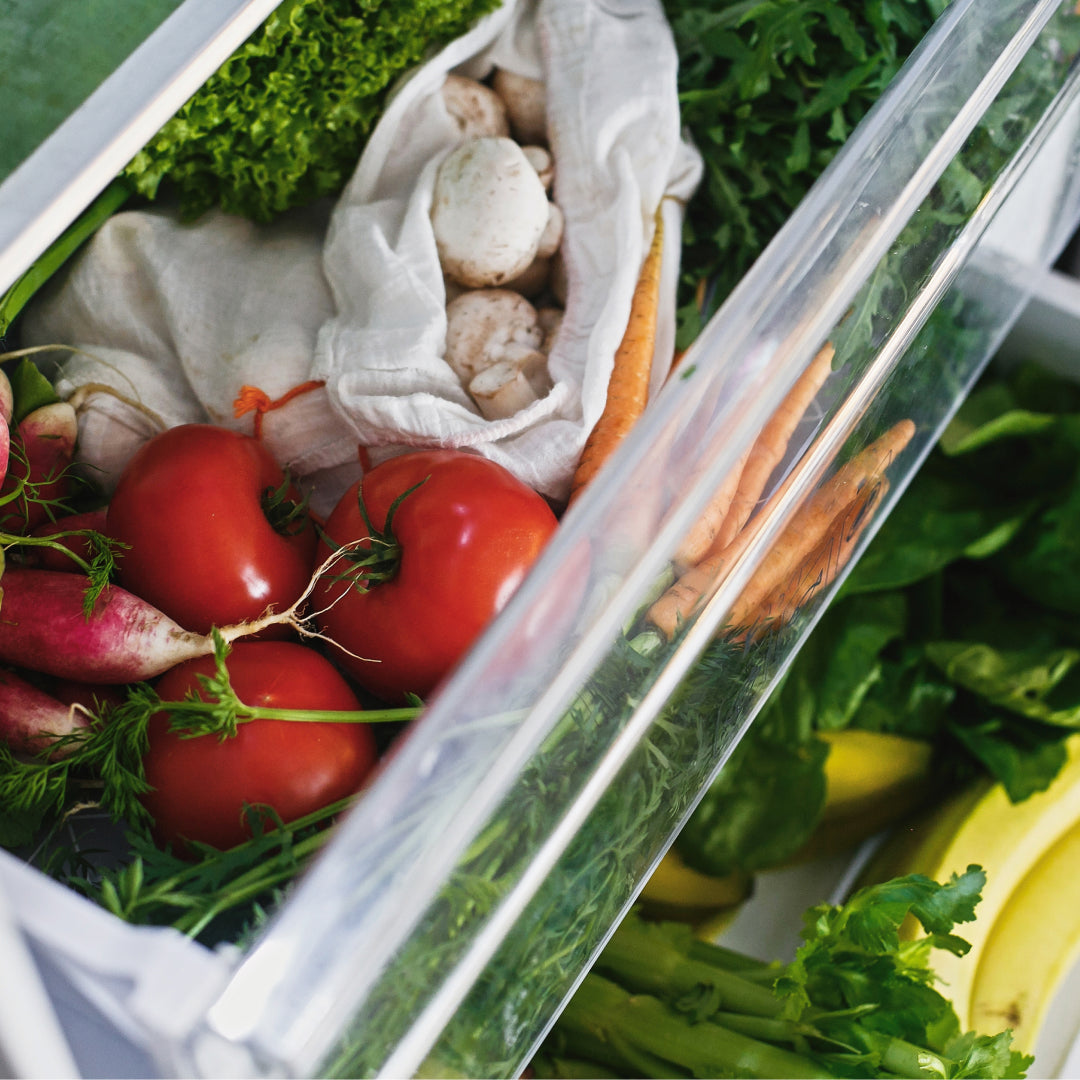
[
  {"left": 568, "top": 207, "right": 665, "bottom": 505},
  {"left": 647, "top": 418, "right": 915, "bottom": 639},
  {"left": 730, "top": 475, "right": 888, "bottom": 639},
  {"left": 672, "top": 340, "right": 835, "bottom": 571},
  {"left": 671, "top": 443, "right": 752, "bottom": 571},
  {"left": 710, "top": 341, "right": 835, "bottom": 556}
]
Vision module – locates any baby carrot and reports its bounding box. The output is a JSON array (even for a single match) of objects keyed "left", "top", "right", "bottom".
[
  {"left": 673, "top": 341, "right": 835, "bottom": 570},
  {"left": 568, "top": 207, "right": 665, "bottom": 505},
  {"left": 730, "top": 475, "right": 889, "bottom": 639},
  {"left": 672, "top": 443, "right": 752, "bottom": 571},
  {"left": 710, "top": 341, "right": 835, "bottom": 556},
  {"left": 647, "top": 418, "right": 915, "bottom": 640}
]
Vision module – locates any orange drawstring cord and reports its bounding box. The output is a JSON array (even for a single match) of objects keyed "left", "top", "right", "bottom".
[{"left": 233, "top": 380, "right": 326, "bottom": 439}]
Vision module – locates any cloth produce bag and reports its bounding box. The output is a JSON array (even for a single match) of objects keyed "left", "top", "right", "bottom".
[{"left": 24, "top": 0, "right": 702, "bottom": 510}]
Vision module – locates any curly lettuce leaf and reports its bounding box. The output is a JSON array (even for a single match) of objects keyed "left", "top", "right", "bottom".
[{"left": 122, "top": 0, "right": 501, "bottom": 222}]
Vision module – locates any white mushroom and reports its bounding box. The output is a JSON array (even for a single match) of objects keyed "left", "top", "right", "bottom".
[
  {"left": 500, "top": 203, "right": 561, "bottom": 297},
  {"left": 431, "top": 136, "right": 550, "bottom": 288},
  {"left": 521, "top": 145, "right": 554, "bottom": 190},
  {"left": 537, "top": 307, "right": 564, "bottom": 354},
  {"left": 492, "top": 68, "right": 548, "bottom": 145},
  {"left": 443, "top": 276, "right": 467, "bottom": 305},
  {"left": 440, "top": 74, "right": 510, "bottom": 140},
  {"left": 444, "top": 288, "right": 545, "bottom": 384},
  {"left": 535, "top": 202, "right": 564, "bottom": 260},
  {"left": 444, "top": 289, "right": 552, "bottom": 418},
  {"left": 503, "top": 256, "right": 551, "bottom": 298},
  {"left": 469, "top": 360, "right": 540, "bottom": 420}
]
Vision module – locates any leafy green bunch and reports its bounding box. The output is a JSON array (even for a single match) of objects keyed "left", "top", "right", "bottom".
[
  {"left": 663, "top": 0, "right": 944, "bottom": 345},
  {"left": 122, "top": 0, "right": 501, "bottom": 222},
  {"left": 677, "top": 359, "right": 1080, "bottom": 879}
]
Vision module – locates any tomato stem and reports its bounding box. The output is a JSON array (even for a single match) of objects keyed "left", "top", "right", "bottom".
[
  {"left": 320, "top": 477, "right": 427, "bottom": 592},
  {"left": 260, "top": 469, "right": 312, "bottom": 537}
]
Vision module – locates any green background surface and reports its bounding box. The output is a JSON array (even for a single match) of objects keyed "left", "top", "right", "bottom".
[{"left": 0, "top": 0, "right": 185, "bottom": 183}]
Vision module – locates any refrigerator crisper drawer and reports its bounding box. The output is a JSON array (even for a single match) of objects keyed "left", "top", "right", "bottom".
[{"left": 4, "top": 2, "right": 1080, "bottom": 1078}]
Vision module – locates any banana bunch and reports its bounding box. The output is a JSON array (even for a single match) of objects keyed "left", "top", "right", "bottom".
[
  {"left": 861, "top": 735, "right": 1080, "bottom": 1059},
  {"left": 640, "top": 729, "right": 935, "bottom": 929}
]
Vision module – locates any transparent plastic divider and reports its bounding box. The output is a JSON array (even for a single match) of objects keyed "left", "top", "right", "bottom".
[
  {"left": 181, "top": 2, "right": 1080, "bottom": 1077},
  {"left": 397, "top": 58, "right": 1080, "bottom": 1080}
]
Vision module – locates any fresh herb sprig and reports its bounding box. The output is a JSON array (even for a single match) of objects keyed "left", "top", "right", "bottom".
[
  {"left": 664, "top": 0, "right": 944, "bottom": 347},
  {"left": 68, "top": 800, "right": 348, "bottom": 943},
  {"left": 1, "top": 526, "right": 124, "bottom": 615}
]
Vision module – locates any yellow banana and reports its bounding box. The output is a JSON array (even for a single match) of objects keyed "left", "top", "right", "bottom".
[
  {"left": 792, "top": 730, "right": 937, "bottom": 861},
  {"left": 967, "top": 815, "right": 1080, "bottom": 1055},
  {"left": 693, "top": 903, "right": 745, "bottom": 943},
  {"left": 639, "top": 845, "right": 751, "bottom": 919},
  {"left": 818, "top": 730, "right": 934, "bottom": 818},
  {"left": 862, "top": 735, "right": 1080, "bottom": 1031}
]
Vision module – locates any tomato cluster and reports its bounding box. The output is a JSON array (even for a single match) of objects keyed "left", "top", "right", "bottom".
[{"left": 50, "top": 424, "right": 558, "bottom": 851}]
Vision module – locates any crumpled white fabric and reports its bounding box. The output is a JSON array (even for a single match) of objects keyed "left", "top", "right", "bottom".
[{"left": 23, "top": 0, "right": 702, "bottom": 508}]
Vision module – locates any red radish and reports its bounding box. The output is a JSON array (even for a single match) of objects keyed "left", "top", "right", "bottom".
[
  {"left": 0, "top": 401, "right": 79, "bottom": 533},
  {"left": 0, "top": 568, "right": 308, "bottom": 684},
  {"left": 0, "top": 412, "right": 8, "bottom": 493},
  {"left": 28, "top": 508, "right": 110, "bottom": 571},
  {"left": 0, "top": 369, "right": 13, "bottom": 426},
  {"left": 50, "top": 678, "right": 128, "bottom": 713},
  {"left": 0, "top": 667, "right": 90, "bottom": 757},
  {"left": 0, "top": 371, "right": 11, "bottom": 494}
]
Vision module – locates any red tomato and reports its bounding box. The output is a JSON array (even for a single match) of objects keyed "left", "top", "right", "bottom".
[
  {"left": 313, "top": 450, "right": 558, "bottom": 702},
  {"left": 141, "top": 641, "right": 377, "bottom": 851},
  {"left": 106, "top": 425, "right": 317, "bottom": 634}
]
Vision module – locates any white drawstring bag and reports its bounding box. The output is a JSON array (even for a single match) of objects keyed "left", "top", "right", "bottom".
[{"left": 23, "top": 0, "right": 702, "bottom": 510}]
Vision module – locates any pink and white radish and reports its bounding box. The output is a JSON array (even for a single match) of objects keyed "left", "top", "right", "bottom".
[
  {"left": 0, "top": 667, "right": 90, "bottom": 757},
  {"left": 0, "top": 568, "right": 315, "bottom": 684},
  {"left": 0, "top": 368, "right": 12, "bottom": 491},
  {"left": 1, "top": 401, "right": 79, "bottom": 532}
]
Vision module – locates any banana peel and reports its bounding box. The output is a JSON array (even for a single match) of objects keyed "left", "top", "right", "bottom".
[
  {"left": 967, "top": 814, "right": 1080, "bottom": 1053},
  {"left": 818, "top": 729, "right": 935, "bottom": 813},
  {"left": 857, "top": 734, "right": 1080, "bottom": 1048},
  {"left": 790, "top": 730, "right": 936, "bottom": 862},
  {"left": 638, "top": 845, "right": 752, "bottom": 924}
]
